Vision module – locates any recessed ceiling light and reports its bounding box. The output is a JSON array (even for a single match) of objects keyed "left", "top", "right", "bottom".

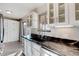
[{"left": 6, "top": 10, "right": 12, "bottom": 14}]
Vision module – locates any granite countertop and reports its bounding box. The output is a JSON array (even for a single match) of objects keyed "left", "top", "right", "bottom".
[
  {"left": 42, "top": 41, "right": 79, "bottom": 56},
  {"left": 22, "top": 36, "right": 79, "bottom": 56}
]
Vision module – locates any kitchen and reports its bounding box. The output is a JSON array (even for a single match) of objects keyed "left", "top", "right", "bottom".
[{"left": 0, "top": 3, "right": 79, "bottom": 56}]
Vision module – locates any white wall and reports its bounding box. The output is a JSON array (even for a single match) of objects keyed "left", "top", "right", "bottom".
[{"left": 4, "top": 19, "right": 19, "bottom": 43}]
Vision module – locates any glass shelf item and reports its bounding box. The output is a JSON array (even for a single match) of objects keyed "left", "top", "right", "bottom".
[
  {"left": 58, "top": 3, "right": 65, "bottom": 23},
  {"left": 75, "top": 3, "right": 79, "bottom": 20}
]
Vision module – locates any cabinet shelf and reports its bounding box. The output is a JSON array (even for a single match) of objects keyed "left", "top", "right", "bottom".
[
  {"left": 59, "top": 4, "right": 64, "bottom": 8},
  {"left": 50, "top": 17, "right": 54, "bottom": 19},
  {"left": 59, "top": 14, "right": 65, "bottom": 17}
]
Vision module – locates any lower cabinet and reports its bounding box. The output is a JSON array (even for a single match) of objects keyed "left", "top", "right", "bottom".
[
  {"left": 32, "top": 42, "right": 41, "bottom": 56},
  {"left": 23, "top": 38, "right": 32, "bottom": 56},
  {"left": 23, "top": 38, "right": 59, "bottom": 56},
  {"left": 23, "top": 38, "right": 41, "bottom": 56},
  {"left": 32, "top": 48, "right": 40, "bottom": 56},
  {"left": 26, "top": 45, "right": 32, "bottom": 56},
  {"left": 23, "top": 38, "right": 26, "bottom": 55},
  {"left": 32, "top": 42, "right": 41, "bottom": 52}
]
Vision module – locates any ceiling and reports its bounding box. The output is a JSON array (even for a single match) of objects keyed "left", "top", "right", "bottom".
[{"left": 0, "top": 3, "right": 44, "bottom": 19}]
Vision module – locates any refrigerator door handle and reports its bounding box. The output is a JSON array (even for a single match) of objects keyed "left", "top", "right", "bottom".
[{"left": 0, "top": 14, "right": 4, "bottom": 43}]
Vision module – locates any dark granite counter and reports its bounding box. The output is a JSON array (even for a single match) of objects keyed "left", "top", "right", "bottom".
[
  {"left": 42, "top": 41, "right": 79, "bottom": 56},
  {"left": 21, "top": 35, "right": 79, "bottom": 56}
]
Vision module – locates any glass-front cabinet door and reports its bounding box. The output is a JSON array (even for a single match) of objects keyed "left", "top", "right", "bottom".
[
  {"left": 48, "top": 3, "right": 55, "bottom": 24},
  {"left": 58, "top": 3, "right": 65, "bottom": 23},
  {"left": 26, "top": 15, "right": 32, "bottom": 27},
  {"left": 75, "top": 3, "right": 79, "bottom": 24},
  {"left": 39, "top": 12, "right": 47, "bottom": 29},
  {"left": 48, "top": 3, "right": 69, "bottom": 25},
  {"left": 56, "top": 3, "right": 69, "bottom": 25},
  {"left": 75, "top": 3, "right": 79, "bottom": 21},
  {"left": 49, "top": 3, "right": 54, "bottom": 24},
  {"left": 69, "top": 3, "right": 79, "bottom": 25}
]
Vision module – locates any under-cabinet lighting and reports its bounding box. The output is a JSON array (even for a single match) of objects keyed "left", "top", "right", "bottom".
[{"left": 55, "top": 25, "right": 74, "bottom": 28}]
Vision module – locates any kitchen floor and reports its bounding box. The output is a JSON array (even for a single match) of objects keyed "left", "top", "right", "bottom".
[{"left": 1, "top": 41, "right": 23, "bottom": 56}]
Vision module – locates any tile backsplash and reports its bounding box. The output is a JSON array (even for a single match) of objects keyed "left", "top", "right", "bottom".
[{"left": 31, "top": 26, "right": 79, "bottom": 41}]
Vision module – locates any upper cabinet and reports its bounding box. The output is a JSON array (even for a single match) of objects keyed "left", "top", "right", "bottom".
[
  {"left": 22, "top": 3, "right": 79, "bottom": 29},
  {"left": 39, "top": 12, "right": 47, "bottom": 25},
  {"left": 39, "top": 12, "right": 47, "bottom": 29},
  {"left": 58, "top": 3, "right": 65, "bottom": 23},
  {"left": 31, "top": 12, "right": 39, "bottom": 28},
  {"left": 48, "top": 3, "right": 69, "bottom": 25},
  {"left": 69, "top": 3, "right": 79, "bottom": 26}
]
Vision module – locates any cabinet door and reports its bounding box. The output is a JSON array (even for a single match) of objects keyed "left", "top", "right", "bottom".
[
  {"left": 26, "top": 39, "right": 31, "bottom": 46},
  {"left": 23, "top": 39, "right": 32, "bottom": 56},
  {"left": 69, "top": 3, "right": 79, "bottom": 25},
  {"left": 56, "top": 3, "right": 69, "bottom": 25},
  {"left": 24, "top": 39, "right": 28, "bottom": 56},
  {"left": 26, "top": 40, "right": 32, "bottom": 56},
  {"left": 32, "top": 42, "right": 41, "bottom": 56},
  {"left": 32, "top": 12, "right": 39, "bottom": 28},
  {"left": 26, "top": 45, "right": 32, "bottom": 56},
  {"left": 32, "top": 42, "right": 41, "bottom": 51},
  {"left": 74, "top": 3, "right": 79, "bottom": 25},
  {"left": 32, "top": 48, "right": 40, "bottom": 56},
  {"left": 48, "top": 3, "right": 55, "bottom": 24}
]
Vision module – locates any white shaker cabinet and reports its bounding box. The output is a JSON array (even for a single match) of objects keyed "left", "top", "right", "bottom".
[
  {"left": 23, "top": 38, "right": 32, "bottom": 56},
  {"left": 26, "top": 39, "right": 32, "bottom": 56},
  {"left": 32, "top": 48, "right": 40, "bottom": 56},
  {"left": 69, "top": 3, "right": 79, "bottom": 26},
  {"left": 31, "top": 12, "right": 39, "bottom": 28},
  {"left": 32, "top": 42, "right": 41, "bottom": 56},
  {"left": 23, "top": 39, "right": 27, "bottom": 55},
  {"left": 26, "top": 44, "right": 32, "bottom": 56},
  {"left": 47, "top": 3, "right": 69, "bottom": 25}
]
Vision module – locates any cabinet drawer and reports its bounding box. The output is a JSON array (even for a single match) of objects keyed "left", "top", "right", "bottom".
[
  {"left": 32, "top": 42, "right": 41, "bottom": 51},
  {"left": 41, "top": 48, "right": 59, "bottom": 56},
  {"left": 26, "top": 39, "right": 32, "bottom": 46},
  {"left": 32, "top": 48, "right": 40, "bottom": 56}
]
